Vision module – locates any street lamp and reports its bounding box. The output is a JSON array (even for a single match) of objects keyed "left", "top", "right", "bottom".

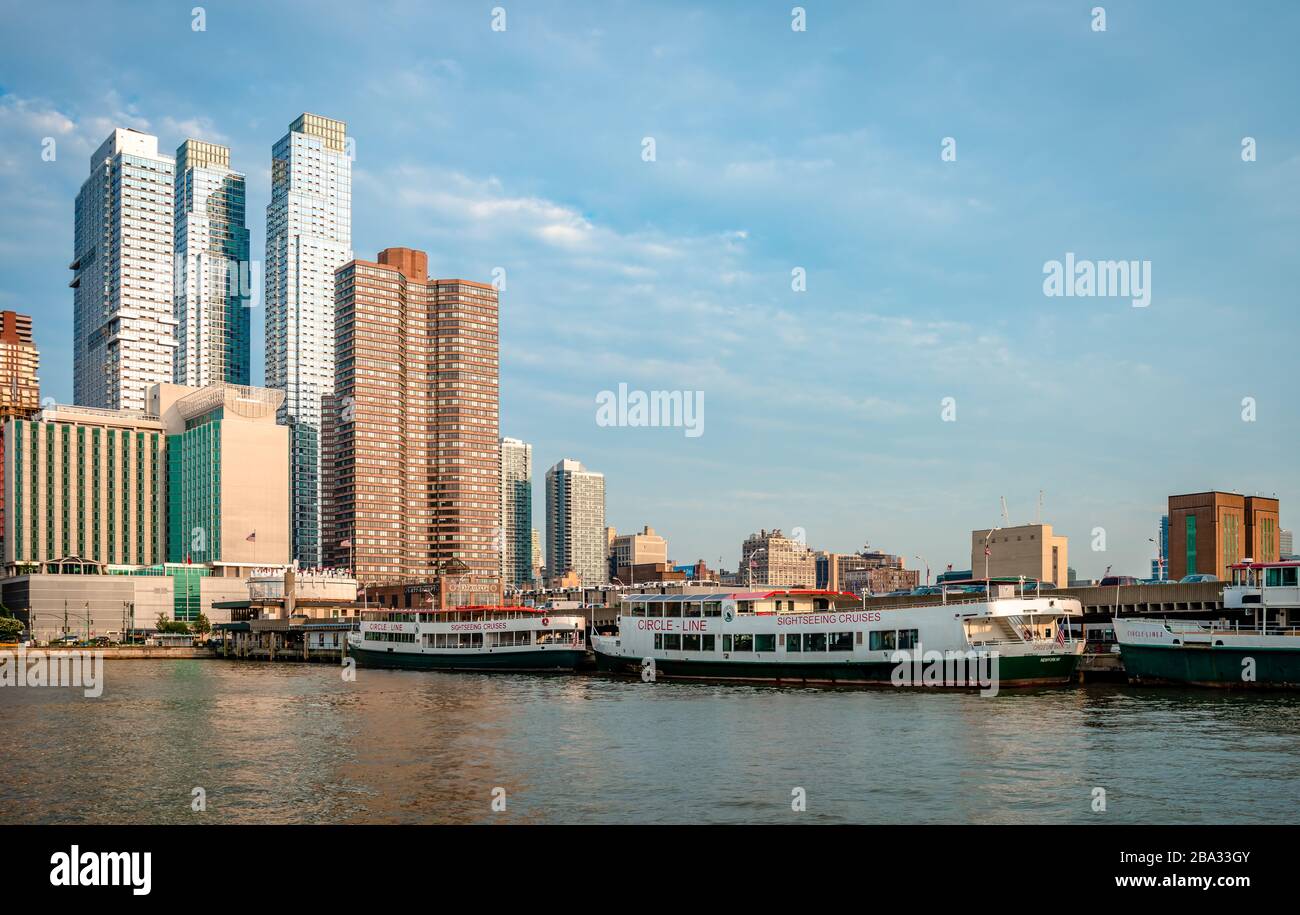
[
  {"left": 983, "top": 528, "right": 1000, "bottom": 581},
  {"left": 914, "top": 555, "right": 930, "bottom": 586}
]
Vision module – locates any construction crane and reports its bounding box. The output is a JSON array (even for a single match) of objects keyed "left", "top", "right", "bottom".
[{"left": 1000, "top": 496, "right": 1010, "bottom": 527}]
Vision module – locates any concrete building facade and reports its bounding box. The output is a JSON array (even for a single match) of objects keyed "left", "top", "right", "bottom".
[
  {"left": 970, "top": 522, "right": 1068, "bottom": 588},
  {"left": 152, "top": 383, "right": 290, "bottom": 568}
]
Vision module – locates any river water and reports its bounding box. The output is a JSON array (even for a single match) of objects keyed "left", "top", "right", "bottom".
[{"left": 3, "top": 659, "right": 1298, "bottom": 824}]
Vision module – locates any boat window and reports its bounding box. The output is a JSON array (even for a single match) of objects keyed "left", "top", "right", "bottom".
[
  {"left": 682, "top": 634, "right": 701, "bottom": 651},
  {"left": 1284, "top": 568, "right": 1298, "bottom": 587},
  {"left": 786, "top": 633, "right": 802, "bottom": 652},
  {"left": 829, "top": 632, "right": 853, "bottom": 651},
  {"left": 814, "top": 598, "right": 829, "bottom": 610},
  {"left": 647, "top": 603, "right": 664, "bottom": 618},
  {"left": 1267, "top": 568, "right": 1283, "bottom": 587},
  {"left": 703, "top": 601, "right": 721, "bottom": 617},
  {"left": 654, "top": 633, "right": 663, "bottom": 650},
  {"left": 869, "top": 630, "right": 897, "bottom": 651},
  {"left": 722, "top": 634, "right": 732, "bottom": 652},
  {"left": 665, "top": 602, "right": 682, "bottom": 618},
  {"left": 754, "top": 633, "right": 776, "bottom": 652},
  {"left": 738, "top": 602, "right": 753, "bottom": 614},
  {"left": 628, "top": 603, "right": 646, "bottom": 617},
  {"left": 733, "top": 633, "right": 754, "bottom": 652},
  {"left": 663, "top": 634, "right": 681, "bottom": 651},
  {"left": 684, "top": 602, "right": 702, "bottom": 617},
  {"left": 803, "top": 632, "right": 827, "bottom": 652},
  {"left": 898, "top": 629, "right": 919, "bottom": 649},
  {"left": 702, "top": 634, "right": 716, "bottom": 651},
  {"left": 855, "top": 631, "right": 863, "bottom": 645}
]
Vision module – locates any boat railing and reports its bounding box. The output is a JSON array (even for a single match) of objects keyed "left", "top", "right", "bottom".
[{"left": 1156, "top": 619, "right": 1300, "bottom": 637}]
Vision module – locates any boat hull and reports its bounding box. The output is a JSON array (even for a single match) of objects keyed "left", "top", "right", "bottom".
[
  {"left": 350, "top": 643, "right": 586, "bottom": 673},
  {"left": 593, "top": 649, "right": 1077, "bottom": 687},
  {"left": 1120, "top": 644, "right": 1300, "bottom": 688}
]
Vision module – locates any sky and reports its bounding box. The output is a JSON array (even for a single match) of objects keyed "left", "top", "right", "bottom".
[{"left": 0, "top": 0, "right": 1296, "bottom": 579}]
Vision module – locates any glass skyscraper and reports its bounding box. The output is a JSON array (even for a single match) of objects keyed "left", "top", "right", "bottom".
[
  {"left": 174, "top": 139, "right": 251, "bottom": 388},
  {"left": 500, "top": 437, "right": 532, "bottom": 587},
  {"left": 264, "top": 113, "right": 352, "bottom": 566},
  {"left": 71, "top": 129, "right": 178, "bottom": 412}
]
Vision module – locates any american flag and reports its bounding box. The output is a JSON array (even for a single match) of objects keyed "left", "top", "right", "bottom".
[{"left": 1056, "top": 622, "right": 1067, "bottom": 646}]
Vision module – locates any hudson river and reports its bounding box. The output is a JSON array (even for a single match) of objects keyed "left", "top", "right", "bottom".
[{"left": 4, "top": 660, "right": 1300, "bottom": 824}]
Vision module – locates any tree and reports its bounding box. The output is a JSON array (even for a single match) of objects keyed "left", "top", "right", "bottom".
[
  {"left": 0, "top": 617, "right": 23, "bottom": 642},
  {"left": 194, "top": 613, "right": 211, "bottom": 636}
]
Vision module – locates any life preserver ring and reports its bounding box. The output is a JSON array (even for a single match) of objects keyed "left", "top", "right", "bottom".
[{"left": 542, "top": 617, "right": 550, "bottom": 626}]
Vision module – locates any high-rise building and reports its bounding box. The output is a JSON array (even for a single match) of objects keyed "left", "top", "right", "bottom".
[
  {"left": 1169, "top": 491, "right": 1280, "bottom": 580},
  {"left": 500, "top": 437, "right": 532, "bottom": 587},
  {"left": 0, "top": 311, "right": 40, "bottom": 421},
  {"left": 323, "top": 248, "right": 500, "bottom": 585},
  {"left": 265, "top": 113, "right": 352, "bottom": 566},
  {"left": 741, "top": 529, "right": 815, "bottom": 587},
  {"left": 1281, "top": 529, "right": 1294, "bottom": 560},
  {"left": 72, "top": 129, "right": 177, "bottom": 411},
  {"left": 970, "top": 522, "right": 1068, "bottom": 588},
  {"left": 174, "top": 139, "right": 250, "bottom": 388},
  {"left": 1151, "top": 514, "right": 1171, "bottom": 580},
  {"left": 817, "top": 546, "right": 918, "bottom": 594},
  {"left": 531, "top": 528, "right": 542, "bottom": 582},
  {"left": 545, "top": 459, "right": 606, "bottom": 586},
  {"left": 152, "top": 383, "right": 289, "bottom": 568}
]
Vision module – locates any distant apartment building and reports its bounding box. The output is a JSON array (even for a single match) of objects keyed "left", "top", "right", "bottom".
[
  {"left": 531, "top": 529, "right": 542, "bottom": 582},
  {"left": 323, "top": 248, "right": 500, "bottom": 585},
  {"left": 265, "top": 113, "right": 353, "bottom": 566},
  {"left": 1169, "top": 491, "right": 1280, "bottom": 580},
  {"left": 500, "top": 437, "right": 533, "bottom": 587},
  {"left": 546, "top": 459, "right": 606, "bottom": 586},
  {"left": 174, "top": 139, "right": 250, "bottom": 387},
  {"left": 1282, "top": 529, "right": 1295, "bottom": 560},
  {"left": 0, "top": 311, "right": 40, "bottom": 421},
  {"left": 817, "top": 547, "right": 918, "bottom": 595},
  {"left": 741, "top": 529, "right": 815, "bottom": 588},
  {"left": 610, "top": 525, "right": 671, "bottom": 582},
  {"left": 72, "top": 128, "right": 177, "bottom": 412},
  {"left": 970, "top": 522, "right": 1068, "bottom": 588},
  {"left": 152, "top": 383, "right": 289, "bottom": 569}
]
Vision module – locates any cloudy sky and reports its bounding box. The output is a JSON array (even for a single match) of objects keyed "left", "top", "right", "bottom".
[{"left": 1, "top": 0, "right": 1296, "bottom": 578}]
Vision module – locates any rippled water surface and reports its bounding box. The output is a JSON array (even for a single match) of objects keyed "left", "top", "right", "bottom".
[{"left": 3, "top": 659, "right": 1299, "bottom": 824}]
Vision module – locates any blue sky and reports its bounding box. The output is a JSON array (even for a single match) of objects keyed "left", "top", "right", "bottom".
[{"left": 1, "top": 0, "right": 1296, "bottom": 578}]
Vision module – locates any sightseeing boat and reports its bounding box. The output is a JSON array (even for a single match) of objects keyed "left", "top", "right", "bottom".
[
  {"left": 1115, "top": 559, "right": 1300, "bottom": 687},
  {"left": 591, "top": 587, "right": 1083, "bottom": 687},
  {"left": 347, "top": 605, "right": 586, "bottom": 672}
]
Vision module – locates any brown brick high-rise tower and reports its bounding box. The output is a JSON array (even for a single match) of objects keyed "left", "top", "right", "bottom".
[{"left": 325, "top": 248, "right": 500, "bottom": 588}]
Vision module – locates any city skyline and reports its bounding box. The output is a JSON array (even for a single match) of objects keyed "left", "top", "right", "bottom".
[{"left": 2, "top": 2, "right": 1298, "bottom": 577}]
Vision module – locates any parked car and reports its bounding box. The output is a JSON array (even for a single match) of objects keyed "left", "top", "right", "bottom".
[
  {"left": 1099, "top": 575, "right": 1139, "bottom": 587},
  {"left": 1179, "top": 573, "right": 1218, "bottom": 584}
]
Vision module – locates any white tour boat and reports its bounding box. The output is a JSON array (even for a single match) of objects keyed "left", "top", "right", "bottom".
[
  {"left": 591, "top": 587, "right": 1082, "bottom": 687},
  {"left": 347, "top": 605, "right": 586, "bottom": 672}
]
